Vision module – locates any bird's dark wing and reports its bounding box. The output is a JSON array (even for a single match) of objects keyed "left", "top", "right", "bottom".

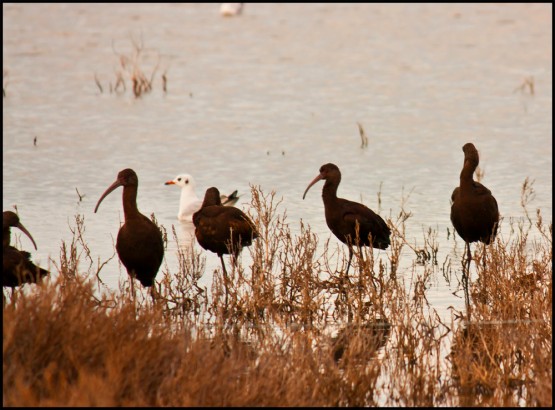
[
  {"left": 342, "top": 200, "right": 391, "bottom": 239},
  {"left": 451, "top": 187, "right": 460, "bottom": 204},
  {"left": 472, "top": 181, "right": 492, "bottom": 196},
  {"left": 227, "top": 209, "right": 259, "bottom": 240}
]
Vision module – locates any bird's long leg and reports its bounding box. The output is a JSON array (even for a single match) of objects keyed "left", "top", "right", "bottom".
[
  {"left": 461, "top": 241, "right": 472, "bottom": 279},
  {"left": 462, "top": 242, "right": 472, "bottom": 320},
  {"left": 220, "top": 255, "right": 229, "bottom": 307},
  {"left": 345, "top": 246, "right": 353, "bottom": 276},
  {"left": 465, "top": 241, "right": 472, "bottom": 269},
  {"left": 345, "top": 246, "right": 355, "bottom": 323}
]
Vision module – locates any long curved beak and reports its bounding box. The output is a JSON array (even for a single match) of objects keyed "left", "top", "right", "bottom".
[
  {"left": 164, "top": 180, "right": 175, "bottom": 185},
  {"left": 94, "top": 179, "right": 122, "bottom": 213},
  {"left": 17, "top": 222, "right": 38, "bottom": 251},
  {"left": 302, "top": 173, "right": 323, "bottom": 200}
]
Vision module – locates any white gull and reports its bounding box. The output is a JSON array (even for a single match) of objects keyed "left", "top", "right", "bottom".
[{"left": 165, "top": 173, "right": 239, "bottom": 222}]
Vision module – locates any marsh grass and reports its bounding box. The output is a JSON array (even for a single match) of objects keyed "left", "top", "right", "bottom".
[
  {"left": 357, "top": 122, "right": 369, "bottom": 148},
  {"left": 3, "top": 184, "right": 552, "bottom": 406},
  {"left": 514, "top": 76, "right": 535, "bottom": 96},
  {"left": 95, "top": 36, "right": 168, "bottom": 98}
]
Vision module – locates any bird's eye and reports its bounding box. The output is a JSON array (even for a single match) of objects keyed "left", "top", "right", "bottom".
[
  {"left": 177, "top": 178, "right": 181, "bottom": 182},
  {"left": 185, "top": 179, "right": 189, "bottom": 184}
]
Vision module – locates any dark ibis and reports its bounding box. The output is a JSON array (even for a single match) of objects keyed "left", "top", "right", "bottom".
[
  {"left": 3, "top": 211, "right": 49, "bottom": 288},
  {"left": 450, "top": 143, "right": 499, "bottom": 264},
  {"left": 303, "top": 163, "right": 391, "bottom": 275},
  {"left": 94, "top": 169, "right": 164, "bottom": 290},
  {"left": 165, "top": 173, "right": 240, "bottom": 222},
  {"left": 192, "top": 187, "right": 259, "bottom": 276}
]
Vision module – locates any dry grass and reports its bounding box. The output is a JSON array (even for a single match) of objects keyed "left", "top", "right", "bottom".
[
  {"left": 514, "top": 76, "right": 535, "bottom": 96},
  {"left": 357, "top": 122, "right": 369, "bottom": 148},
  {"left": 3, "top": 183, "right": 552, "bottom": 406},
  {"left": 94, "top": 36, "right": 168, "bottom": 98}
]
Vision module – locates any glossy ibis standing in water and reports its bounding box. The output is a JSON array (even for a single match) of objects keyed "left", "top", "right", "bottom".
[
  {"left": 165, "top": 173, "right": 240, "bottom": 222},
  {"left": 450, "top": 143, "right": 499, "bottom": 266},
  {"left": 3, "top": 211, "right": 49, "bottom": 288},
  {"left": 94, "top": 169, "right": 164, "bottom": 294},
  {"left": 192, "top": 187, "right": 259, "bottom": 277},
  {"left": 303, "top": 163, "right": 391, "bottom": 275}
]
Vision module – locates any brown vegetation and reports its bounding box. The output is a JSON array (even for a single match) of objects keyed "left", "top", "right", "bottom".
[
  {"left": 94, "top": 36, "right": 168, "bottom": 98},
  {"left": 3, "top": 183, "right": 552, "bottom": 406}
]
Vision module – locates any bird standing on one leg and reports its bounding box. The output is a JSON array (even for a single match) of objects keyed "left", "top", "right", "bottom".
[
  {"left": 450, "top": 143, "right": 499, "bottom": 315},
  {"left": 450, "top": 143, "right": 500, "bottom": 267},
  {"left": 302, "top": 163, "right": 390, "bottom": 276}
]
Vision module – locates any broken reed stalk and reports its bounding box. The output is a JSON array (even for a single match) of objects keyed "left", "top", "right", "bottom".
[{"left": 357, "top": 122, "right": 368, "bottom": 148}]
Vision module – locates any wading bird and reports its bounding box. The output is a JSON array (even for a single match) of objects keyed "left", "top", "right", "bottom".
[
  {"left": 3, "top": 211, "right": 49, "bottom": 288},
  {"left": 450, "top": 143, "right": 499, "bottom": 266},
  {"left": 303, "top": 163, "right": 390, "bottom": 275},
  {"left": 192, "top": 187, "right": 258, "bottom": 277},
  {"left": 95, "top": 169, "right": 164, "bottom": 293},
  {"left": 165, "top": 174, "right": 240, "bottom": 222}
]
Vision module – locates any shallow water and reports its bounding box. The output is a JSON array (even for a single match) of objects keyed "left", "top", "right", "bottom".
[{"left": 3, "top": 3, "right": 552, "bottom": 321}]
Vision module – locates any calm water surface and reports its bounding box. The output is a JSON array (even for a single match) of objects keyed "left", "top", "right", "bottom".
[{"left": 3, "top": 3, "right": 552, "bottom": 321}]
